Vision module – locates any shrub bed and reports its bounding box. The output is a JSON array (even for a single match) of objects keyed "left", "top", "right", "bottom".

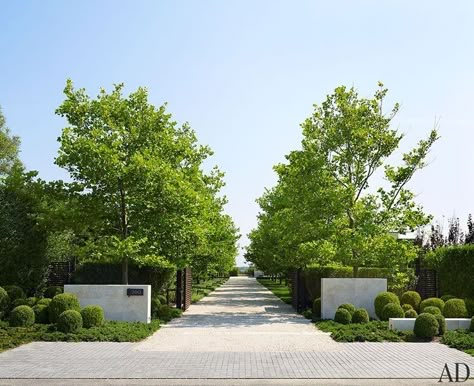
[{"left": 315, "top": 320, "right": 404, "bottom": 342}]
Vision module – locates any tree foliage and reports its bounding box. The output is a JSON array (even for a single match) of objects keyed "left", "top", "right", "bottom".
[
  {"left": 247, "top": 83, "right": 438, "bottom": 276},
  {"left": 55, "top": 80, "right": 238, "bottom": 283}
]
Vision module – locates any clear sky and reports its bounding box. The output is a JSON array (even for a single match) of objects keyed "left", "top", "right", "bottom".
[{"left": 1, "top": 1, "right": 473, "bottom": 265}]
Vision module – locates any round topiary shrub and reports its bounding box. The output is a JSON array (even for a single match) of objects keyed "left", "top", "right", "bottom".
[
  {"left": 32, "top": 304, "right": 49, "bottom": 324},
  {"left": 381, "top": 303, "right": 405, "bottom": 321},
  {"left": 25, "top": 297, "right": 37, "bottom": 307},
  {"left": 352, "top": 308, "right": 369, "bottom": 324},
  {"left": 400, "top": 291, "right": 421, "bottom": 311},
  {"left": 81, "top": 305, "right": 105, "bottom": 328},
  {"left": 4, "top": 285, "right": 25, "bottom": 302},
  {"left": 466, "top": 298, "right": 474, "bottom": 318},
  {"left": 12, "top": 298, "right": 28, "bottom": 308},
  {"left": 312, "top": 298, "right": 321, "bottom": 318},
  {"left": 435, "top": 314, "right": 447, "bottom": 335},
  {"left": 49, "top": 293, "right": 81, "bottom": 324},
  {"left": 420, "top": 298, "right": 444, "bottom": 313},
  {"left": 338, "top": 303, "right": 356, "bottom": 316},
  {"left": 44, "top": 286, "right": 63, "bottom": 299},
  {"left": 374, "top": 292, "right": 400, "bottom": 319},
  {"left": 0, "top": 287, "right": 10, "bottom": 320},
  {"left": 9, "top": 305, "right": 35, "bottom": 327},
  {"left": 57, "top": 310, "right": 82, "bottom": 333},
  {"left": 402, "top": 304, "right": 413, "bottom": 312},
  {"left": 424, "top": 306, "right": 442, "bottom": 316},
  {"left": 443, "top": 298, "right": 468, "bottom": 318},
  {"left": 37, "top": 298, "right": 51, "bottom": 307},
  {"left": 414, "top": 313, "right": 439, "bottom": 339},
  {"left": 441, "top": 294, "right": 456, "bottom": 302},
  {"left": 405, "top": 309, "right": 418, "bottom": 318},
  {"left": 334, "top": 308, "right": 352, "bottom": 324}
]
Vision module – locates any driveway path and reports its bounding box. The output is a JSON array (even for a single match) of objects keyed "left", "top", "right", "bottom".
[{"left": 0, "top": 277, "right": 473, "bottom": 380}]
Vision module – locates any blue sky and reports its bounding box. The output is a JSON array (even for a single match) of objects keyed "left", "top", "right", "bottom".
[{"left": 1, "top": 1, "right": 473, "bottom": 265}]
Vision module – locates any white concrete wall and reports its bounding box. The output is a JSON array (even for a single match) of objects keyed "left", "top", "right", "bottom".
[
  {"left": 65, "top": 285, "right": 151, "bottom": 323},
  {"left": 321, "top": 278, "right": 387, "bottom": 319},
  {"left": 390, "top": 318, "right": 472, "bottom": 331}
]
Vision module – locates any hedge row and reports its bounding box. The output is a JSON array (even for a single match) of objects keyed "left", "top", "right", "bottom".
[
  {"left": 430, "top": 245, "right": 474, "bottom": 299},
  {"left": 72, "top": 262, "right": 175, "bottom": 295},
  {"left": 301, "top": 266, "right": 404, "bottom": 300}
]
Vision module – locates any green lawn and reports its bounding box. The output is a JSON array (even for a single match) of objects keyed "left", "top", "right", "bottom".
[{"left": 257, "top": 278, "right": 292, "bottom": 304}]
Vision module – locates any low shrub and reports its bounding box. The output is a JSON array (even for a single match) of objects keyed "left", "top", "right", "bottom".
[
  {"left": 334, "top": 308, "right": 352, "bottom": 324},
  {"left": 443, "top": 299, "right": 468, "bottom": 318},
  {"left": 49, "top": 293, "right": 81, "bottom": 324},
  {"left": 25, "top": 297, "right": 37, "bottom": 307},
  {"left": 12, "top": 298, "right": 28, "bottom": 308},
  {"left": 315, "top": 320, "right": 404, "bottom": 342},
  {"left": 37, "top": 298, "right": 51, "bottom": 307},
  {"left": 435, "top": 314, "right": 447, "bottom": 335},
  {"left": 338, "top": 303, "right": 356, "bottom": 316},
  {"left": 402, "top": 304, "right": 413, "bottom": 312},
  {"left": 302, "top": 309, "right": 312, "bottom": 319},
  {"left": 156, "top": 295, "right": 167, "bottom": 305},
  {"left": 400, "top": 291, "right": 421, "bottom": 311},
  {"left": 155, "top": 305, "right": 182, "bottom": 322},
  {"left": 312, "top": 298, "right": 321, "bottom": 318},
  {"left": 381, "top": 303, "right": 404, "bottom": 321},
  {"left": 442, "top": 329, "right": 474, "bottom": 351},
  {"left": 81, "top": 305, "right": 105, "bottom": 328},
  {"left": 32, "top": 304, "right": 49, "bottom": 324},
  {"left": 405, "top": 309, "right": 418, "bottom": 318},
  {"left": 57, "top": 310, "right": 83, "bottom": 333},
  {"left": 352, "top": 308, "right": 369, "bottom": 324},
  {"left": 3, "top": 286, "right": 25, "bottom": 302},
  {"left": 465, "top": 298, "right": 474, "bottom": 317},
  {"left": 424, "top": 306, "right": 442, "bottom": 316},
  {"left": 420, "top": 298, "right": 445, "bottom": 313},
  {"left": 414, "top": 313, "right": 439, "bottom": 339},
  {"left": 44, "top": 286, "right": 63, "bottom": 299},
  {"left": 441, "top": 294, "right": 456, "bottom": 302},
  {"left": 229, "top": 268, "right": 239, "bottom": 277},
  {"left": 374, "top": 292, "right": 399, "bottom": 319},
  {"left": 9, "top": 305, "right": 35, "bottom": 327},
  {"left": 0, "top": 287, "right": 9, "bottom": 320}
]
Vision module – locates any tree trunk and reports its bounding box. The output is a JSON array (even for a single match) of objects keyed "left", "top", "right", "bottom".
[{"left": 118, "top": 177, "right": 129, "bottom": 284}]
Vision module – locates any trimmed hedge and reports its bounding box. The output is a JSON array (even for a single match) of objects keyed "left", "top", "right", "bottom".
[
  {"left": 57, "top": 310, "right": 82, "bottom": 333},
  {"left": 334, "top": 308, "right": 352, "bottom": 324},
  {"left": 435, "top": 314, "right": 447, "bottom": 336},
  {"left": 44, "top": 286, "right": 63, "bottom": 299},
  {"left": 312, "top": 298, "right": 321, "bottom": 318},
  {"left": 49, "top": 293, "right": 81, "bottom": 324},
  {"left": 405, "top": 309, "right": 418, "bottom": 318},
  {"left": 0, "top": 287, "right": 9, "bottom": 319},
  {"left": 352, "top": 308, "right": 369, "bottom": 324},
  {"left": 431, "top": 245, "right": 474, "bottom": 298},
  {"left": 381, "top": 303, "right": 404, "bottom": 321},
  {"left": 3, "top": 285, "right": 25, "bottom": 302},
  {"left": 400, "top": 291, "right": 421, "bottom": 311},
  {"left": 338, "top": 303, "right": 356, "bottom": 316},
  {"left": 300, "top": 266, "right": 403, "bottom": 301},
  {"left": 420, "top": 298, "right": 444, "bottom": 313},
  {"left": 374, "top": 292, "right": 400, "bottom": 320},
  {"left": 414, "top": 313, "right": 439, "bottom": 339},
  {"left": 443, "top": 299, "right": 468, "bottom": 318},
  {"left": 9, "top": 305, "right": 35, "bottom": 327},
  {"left": 72, "top": 262, "right": 175, "bottom": 296},
  {"left": 423, "top": 306, "right": 442, "bottom": 316},
  {"left": 81, "top": 305, "right": 105, "bottom": 328},
  {"left": 32, "top": 304, "right": 49, "bottom": 324}
]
